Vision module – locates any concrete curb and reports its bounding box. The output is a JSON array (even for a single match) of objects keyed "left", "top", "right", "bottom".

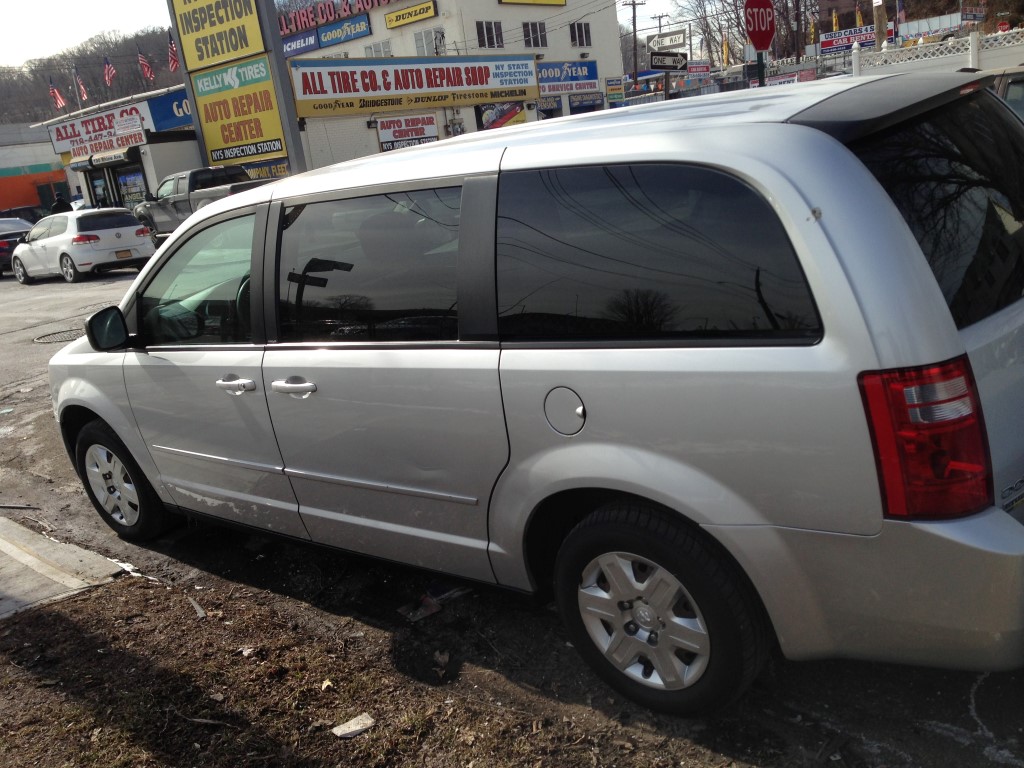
[{"left": 0, "top": 516, "right": 123, "bottom": 620}]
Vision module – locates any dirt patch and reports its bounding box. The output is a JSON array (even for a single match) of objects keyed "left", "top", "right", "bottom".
[{"left": 0, "top": 562, "right": 786, "bottom": 768}]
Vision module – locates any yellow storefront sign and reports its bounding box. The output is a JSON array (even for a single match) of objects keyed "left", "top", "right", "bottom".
[
  {"left": 385, "top": 1, "right": 438, "bottom": 30},
  {"left": 192, "top": 55, "right": 288, "bottom": 165},
  {"left": 173, "top": 0, "right": 265, "bottom": 71}
]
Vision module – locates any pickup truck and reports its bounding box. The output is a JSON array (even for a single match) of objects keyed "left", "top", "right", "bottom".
[{"left": 133, "top": 166, "right": 273, "bottom": 240}]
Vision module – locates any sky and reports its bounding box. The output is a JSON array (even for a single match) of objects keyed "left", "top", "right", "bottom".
[
  {"left": 1, "top": 0, "right": 172, "bottom": 67},
  {"left": 617, "top": 0, "right": 686, "bottom": 38},
  {"left": 1, "top": 0, "right": 682, "bottom": 68}
]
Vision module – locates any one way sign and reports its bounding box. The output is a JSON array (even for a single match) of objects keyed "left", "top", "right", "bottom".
[
  {"left": 647, "top": 31, "right": 687, "bottom": 52},
  {"left": 650, "top": 52, "right": 688, "bottom": 71}
]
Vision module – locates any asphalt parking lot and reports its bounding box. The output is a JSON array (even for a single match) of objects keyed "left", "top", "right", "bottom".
[{"left": 1, "top": 269, "right": 1024, "bottom": 767}]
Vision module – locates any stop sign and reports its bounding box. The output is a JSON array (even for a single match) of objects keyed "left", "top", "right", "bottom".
[
  {"left": 999, "top": 20, "right": 1011, "bottom": 32},
  {"left": 744, "top": 0, "right": 776, "bottom": 52}
]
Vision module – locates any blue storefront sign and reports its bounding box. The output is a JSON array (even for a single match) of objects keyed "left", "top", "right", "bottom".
[
  {"left": 146, "top": 89, "right": 194, "bottom": 132},
  {"left": 537, "top": 60, "right": 600, "bottom": 96},
  {"left": 319, "top": 15, "right": 372, "bottom": 47},
  {"left": 283, "top": 30, "right": 320, "bottom": 58}
]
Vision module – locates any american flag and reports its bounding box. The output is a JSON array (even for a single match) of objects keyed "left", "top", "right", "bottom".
[
  {"left": 49, "top": 77, "right": 66, "bottom": 110},
  {"left": 168, "top": 31, "right": 180, "bottom": 72},
  {"left": 74, "top": 67, "right": 88, "bottom": 102},
  {"left": 138, "top": 48, "right": 155, "bottom": 81},
  {"left": 103, "top": 56, "right": 116, "bottom": 87}
]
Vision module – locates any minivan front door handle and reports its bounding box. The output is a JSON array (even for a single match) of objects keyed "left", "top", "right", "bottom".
[
  {"left": 215, "top": 377, "right": 256, "bottom": 395},
  {"left": 271, "top": 378, "right": 318, "bottom": 398}
]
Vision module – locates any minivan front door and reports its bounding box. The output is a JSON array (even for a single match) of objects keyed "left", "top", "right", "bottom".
[{"left": 123, "top": 214, "right": 306, "bottom": 538}]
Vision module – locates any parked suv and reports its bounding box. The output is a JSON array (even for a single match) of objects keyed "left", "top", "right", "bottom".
[{"left": 49, "top": 72, "right": 1024, "bottom": 716}]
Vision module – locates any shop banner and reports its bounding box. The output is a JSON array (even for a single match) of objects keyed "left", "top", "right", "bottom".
[
  {"left": 172, "top": 0, "right": 265, "bottom": 71},
  {"left": 291, "top": 55, "right": 540, "bottom": 117},
  {"left": 49, "top": 102, "right": 155, "bottom": 159},
  {"left": 821, "top": 24, "right": 895, "bottom": 52},
  {"left": 477, "top": 102, "right": 525, "bottom": 130},
  {"left": 278, "top": 0, "right": 403, "bottom": 37},
  {"left": 538, "top": 61, "right": 599, "bottom": 95},
  {"left": 192, "top": 54, "right": 289, "bottom": 165},
  {"left": 377, "top": 114, "right": 439, "bottom": 151}
]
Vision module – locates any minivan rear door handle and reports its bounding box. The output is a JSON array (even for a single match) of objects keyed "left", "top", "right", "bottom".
[{"left": 271, "top": 378, "right": 318, "bottom": 398}]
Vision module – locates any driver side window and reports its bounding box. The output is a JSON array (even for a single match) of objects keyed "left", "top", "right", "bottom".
[{"left": 139, "top": 215, "right": 255, "bottom": 346}]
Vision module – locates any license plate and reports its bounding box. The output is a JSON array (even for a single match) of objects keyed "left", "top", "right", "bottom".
[{"left": 115, "top": 249, "right": 132, "bottom": 259}]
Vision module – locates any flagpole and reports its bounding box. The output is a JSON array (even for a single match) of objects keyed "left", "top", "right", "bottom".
[{"left": 72, "top": 68, "right": 82, "bottom": 112}]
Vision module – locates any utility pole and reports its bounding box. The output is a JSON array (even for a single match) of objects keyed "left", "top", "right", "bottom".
[
  {"left": 652, "top": 14, "right": 669, "bottom": 94},
  {"left": 874, "top": 0, "right": 887, "bottom": 48},
  {"left": 623, "top": 0, "right": 646, "bottom": 85},
  {"left": 796, "top": 0, "right": 801, "bottom": 64}
]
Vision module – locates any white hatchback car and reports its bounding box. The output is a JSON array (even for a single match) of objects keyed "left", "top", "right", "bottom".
[{"left": 12, "top": 208, "right": 155, "bottom": 284}]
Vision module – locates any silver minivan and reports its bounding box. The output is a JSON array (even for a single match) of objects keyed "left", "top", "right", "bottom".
[{"left": 49, "top": 72, "right": 1024, "bottom": 716}]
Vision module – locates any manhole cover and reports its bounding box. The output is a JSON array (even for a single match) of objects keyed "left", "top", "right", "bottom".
[{"left": 34, "top": 330, "right": 82, "bottom": 344}]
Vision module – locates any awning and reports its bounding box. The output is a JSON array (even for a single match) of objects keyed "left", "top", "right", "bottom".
[{"left": 69, "top": 145, "right": 141, "bottom": 170}]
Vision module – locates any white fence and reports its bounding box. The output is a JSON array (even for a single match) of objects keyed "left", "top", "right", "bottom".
[{"left": 769, "top": 29, "right": 1024, "bottom": 79}]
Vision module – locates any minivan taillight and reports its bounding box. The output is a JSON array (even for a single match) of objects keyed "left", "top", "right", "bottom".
[{"left": 859, "top": 355, "right": 992, "bottom": 519}]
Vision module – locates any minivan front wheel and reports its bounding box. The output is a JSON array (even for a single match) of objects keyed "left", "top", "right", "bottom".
[
  {"left": 554, "top": 502, "right": 767, "bottom": 716},
  {"left": 75, "top": 420, "right": 176, "bottom": 541}
]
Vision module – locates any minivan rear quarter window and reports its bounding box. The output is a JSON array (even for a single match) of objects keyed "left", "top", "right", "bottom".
[
  {"left": 850, "top": 91, "right": 1024, "bottom": 329},
  {"left": 495, "top": 164, "right": 821, "bottom": 343}
]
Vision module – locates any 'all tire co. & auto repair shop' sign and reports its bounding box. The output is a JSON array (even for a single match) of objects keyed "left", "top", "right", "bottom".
[{"left": 289, "top": 55, "right": 540, "bottom": 116}]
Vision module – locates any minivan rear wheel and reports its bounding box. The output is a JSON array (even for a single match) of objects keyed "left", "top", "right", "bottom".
[
  {"left": 554, "top": 502, "right": 767, "bottom": 716},
  {"left": 75, "top": 420, "right": 177, "bottom": 541}
]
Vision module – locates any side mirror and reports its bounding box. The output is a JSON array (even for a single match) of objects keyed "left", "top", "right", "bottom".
[
  {"left": 144, "top": 192, "right": 156, "bottom": 202},
  {"left": 18, "top": 235, "right": 27, "bottom": 244},
  {"left": 85, "top": 306, "right": 129, "bottom": 351}
]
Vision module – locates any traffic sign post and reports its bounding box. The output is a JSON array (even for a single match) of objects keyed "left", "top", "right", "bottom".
[{"left": 743, "top": 0, "right": 776, "bottom": 88}]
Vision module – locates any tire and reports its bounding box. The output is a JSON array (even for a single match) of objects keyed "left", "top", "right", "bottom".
[
  {"left": 12, "top": 256, "right": 31, "bottom": 284},
  {"left": 75, "top": 420, "right": 177, "bottom": 541},
  {"left": 554, "top": 502, "right": 767, "bottom": 716},
  {"left": 60, "top": 253, "right": 82, "bottom": 283}
]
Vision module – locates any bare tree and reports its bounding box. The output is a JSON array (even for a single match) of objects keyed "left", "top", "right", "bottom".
[{"left": 0, "top": 28, "right": 184, "bottom": 124}]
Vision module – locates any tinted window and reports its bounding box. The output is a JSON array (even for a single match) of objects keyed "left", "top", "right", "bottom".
[
  {"left": 496, "top": 165, "right": 820, "bottom": 342},
  {"left": 78, "top": 212, "right": 140, "bottom": 231},
  {"left": 1001, "top": 78, "right": 1024, "bottom": 120},
  {"left": 850, "top": 91, "right": 1024, "bottom": 328},
  {"left": 139, "top": 216, "right": 254, "bottom": 345},
  {"left": 277, "top": 189, "right": 460, "bottom": 342}
]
